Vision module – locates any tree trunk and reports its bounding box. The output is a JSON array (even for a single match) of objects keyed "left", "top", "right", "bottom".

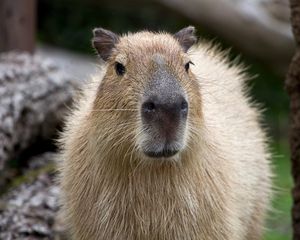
[
  {"left": 0, "top": 0, "right": 36, "bottom": 53},
  {"left": 286, "top": 0, "right": 300, "bottom": 239},
  {"left": 0, "top": 52, "right": 78, "bottom": 171}
]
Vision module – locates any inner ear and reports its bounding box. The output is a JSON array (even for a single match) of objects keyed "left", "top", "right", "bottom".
[
  {"left": 174, "top": 26, "right": 197, "bottom": 52},
  {"left": 92, "top": 27, "right": 120, "bottom": 61}
]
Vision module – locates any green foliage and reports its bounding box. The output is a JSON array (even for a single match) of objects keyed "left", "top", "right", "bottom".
[
  {"left": 38, "top": 0, "right": 193, "bottom": 53},
  {"left": 264, "top": 142, "right": 292, "bottom": 239}
]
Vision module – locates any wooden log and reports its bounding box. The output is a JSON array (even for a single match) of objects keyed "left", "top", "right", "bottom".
[
  {"left": 0, "top": 153, "right": 65, "bottom": 239},
  {"left": 286, "top": 0, "right": 300, "bottom": 239},
  {"left": 0, "top": 0, "right": 36, "bottom": 53},
  {"left": 0, "top": 52, "right": 78, "bottom": 170},
  {"left": 155, "top": 0, "right": 295, "bottom": 74}
]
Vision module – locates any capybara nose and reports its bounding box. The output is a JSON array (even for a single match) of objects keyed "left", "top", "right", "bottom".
[{"left": 141, "top": 95, "right": 188, "bottom": 131}]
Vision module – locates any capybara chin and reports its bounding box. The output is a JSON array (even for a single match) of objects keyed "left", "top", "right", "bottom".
[{"left": 58, "top": 26, "right": 272, "bottom": 240}]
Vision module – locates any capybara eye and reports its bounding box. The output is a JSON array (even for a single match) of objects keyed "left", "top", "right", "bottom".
[
  {"left": 185, "top": 62, "right": 190, "bottom": 72},
  {"left": 185, "top": 61, "right": 193, "bottom": 72},
  {"left": 115, "top": 62, "right": 126, "bottom": 76}
]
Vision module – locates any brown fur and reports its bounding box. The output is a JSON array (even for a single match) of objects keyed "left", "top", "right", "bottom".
[{"left": 58, "top": 29, "right": 272, "bottom": 240}]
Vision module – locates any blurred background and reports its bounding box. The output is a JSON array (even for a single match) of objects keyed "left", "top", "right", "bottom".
[{"left": 0, "top": 0, "right": 294, "bottom": 239}]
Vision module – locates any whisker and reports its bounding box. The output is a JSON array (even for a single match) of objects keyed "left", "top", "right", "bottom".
[{"left": 90, "top": 109, "right": 138, "bottom": 112}]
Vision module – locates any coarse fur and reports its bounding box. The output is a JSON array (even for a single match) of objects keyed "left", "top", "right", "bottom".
[{"left": 58, "top": 28, "right": 272, "bottom": 240}]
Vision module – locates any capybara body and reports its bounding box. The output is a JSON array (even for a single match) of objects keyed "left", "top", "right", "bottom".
[{"left": 59, "top": 27, "right": 272, "bottom": 240}]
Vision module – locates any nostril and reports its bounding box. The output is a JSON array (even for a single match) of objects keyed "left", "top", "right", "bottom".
[
  {"left": 181, "top": 100, "right": 188, "bottom": 112},
  {"left": 142, "top": 101, "right": 156, "bottom": 113}
]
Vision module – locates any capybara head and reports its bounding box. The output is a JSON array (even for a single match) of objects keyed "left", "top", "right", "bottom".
[{"left": 91, "top": 27, "right": 202, "bottom": 161}]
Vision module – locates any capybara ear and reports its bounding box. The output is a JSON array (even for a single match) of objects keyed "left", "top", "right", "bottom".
[
  {"left": 92, "top": 28, "right": 120, "bottom": 61},
  {"left": 174, "top": 26, "right": 197, "bottom": 52}
]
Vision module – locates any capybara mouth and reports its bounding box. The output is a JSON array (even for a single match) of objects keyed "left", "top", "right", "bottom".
[{"left": 143, "top": 148, "right": 179, "bottom": 158}]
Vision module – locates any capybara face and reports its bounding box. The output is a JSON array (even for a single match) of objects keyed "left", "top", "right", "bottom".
[{"left": 92, "top": 27, "right": 202, "bottom": 160}]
